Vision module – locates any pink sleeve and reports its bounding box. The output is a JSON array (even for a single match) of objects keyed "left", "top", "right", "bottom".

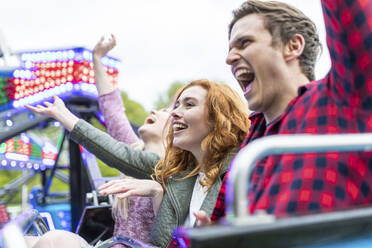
[{"left": 98, "top": 90, "right": 139, "bottom": 144}]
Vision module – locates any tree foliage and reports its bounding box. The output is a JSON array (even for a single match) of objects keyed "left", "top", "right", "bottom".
[
  {"left": 154, "top": 81, "right": 185, "bottom": 110},
  {"left": 121, "top": 91, "right": 148, "bottom": 126}
]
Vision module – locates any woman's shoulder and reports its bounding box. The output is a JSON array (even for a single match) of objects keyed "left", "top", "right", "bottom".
[{"left": 221, "top": 147, "right": 239, "bottom": 172}]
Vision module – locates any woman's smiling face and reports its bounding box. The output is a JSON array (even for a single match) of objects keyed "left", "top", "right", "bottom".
[{"left": 170, "top": 86, "right": 211, "bottom": 160}]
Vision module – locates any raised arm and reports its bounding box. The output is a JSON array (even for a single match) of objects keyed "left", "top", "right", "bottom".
[
  {"left": 93, "top": 34, "right": 116, "bottom": 96},
  {"left": 99, "top": 91, "right": 139, "bottom": 144},
  {"left": 26, "top": 97, "right": 158, "bottom": 178},
  {"left": 93, "top": 35, "right": 139, "bottom": 144},
  {"left": 323, "top": 0, "right": 372, "bottom": 108},
  {"left": 71, "top": 119, "right": 158, "bottom": 178},
  {"left": 26, "top": 96, "right": 79, "bottom": 132}
]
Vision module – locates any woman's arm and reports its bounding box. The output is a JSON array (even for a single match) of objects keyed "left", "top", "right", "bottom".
[
  {"left": 72, "top": 119, "right": 158, "bottom": 178},
  {"left": 99, "top": 178, "right": 164, "bottom": 214},
  {"left": 93, "top": 35, "right": 139, "bottom": 144},
  {"left": 93, "top": 35, "right": 116, "bottom": 96},
  {"left": 99, "top": 91, "right": 139, "bottom": 144},
  {"left": 26, "top": 96, "right": 78, "bottom": 132},
  {"left": 26, "top": 97, "right": 158, "bottom": 178}
]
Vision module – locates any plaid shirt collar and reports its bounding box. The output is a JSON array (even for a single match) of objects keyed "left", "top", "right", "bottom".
[{"left": 248, "top": 81, "right": 313, "bottom": 122}]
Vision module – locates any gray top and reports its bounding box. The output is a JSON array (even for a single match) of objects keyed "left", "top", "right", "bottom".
[{"left": 70, "top": 119, "right": 233, "bottom": 247}]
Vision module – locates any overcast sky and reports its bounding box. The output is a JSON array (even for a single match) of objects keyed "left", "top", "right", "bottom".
[{"left": 0, "top": 0, "right": 330, "bottom": 111}]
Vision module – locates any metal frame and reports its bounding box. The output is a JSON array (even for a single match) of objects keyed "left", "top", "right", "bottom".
[
  {"left": 0, "top": 209, "right": 49, "bottom": 248},
  {"left": 93, "top": 236, "right": 152, "bottom": 248},
  {"left": 69, "top": 138, "right": 92, "bottom": 232},
  {"left": 227, "top": 133, "right": 372, "bottom": 225}
]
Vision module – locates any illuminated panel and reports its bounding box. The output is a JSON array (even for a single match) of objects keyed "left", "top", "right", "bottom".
[
  {"left": 0, "top": 205, "right": 9, "bottom": 225},
  {"left": 0, "top": 77, "right": 10, "bottom": 106},
  {"left": 0, "top": 133, "right": 57, "bottom": 171},
  {"left": 0, "top": 70, "right": 14, "bottom": 112},
  {"left": 4, "top": 47, "right": 119, "bottom": 109}
]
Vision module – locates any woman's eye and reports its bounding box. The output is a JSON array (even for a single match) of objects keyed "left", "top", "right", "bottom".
[{"left": 186, "top": 101, "right": 194, "bottom": 107}]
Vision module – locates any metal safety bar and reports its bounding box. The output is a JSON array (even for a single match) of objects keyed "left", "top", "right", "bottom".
[
  {"left": 93, "top": 235, "right": 155, "bottom": 248},
  {"left": 0, "top": 208, "right": 50, "bottom": 248},
  {"left": 226, "top": 133, "right": 372, "bottom": 225},
  {"left": 12, "top": 208, "right": 40, "bottom": 234}
]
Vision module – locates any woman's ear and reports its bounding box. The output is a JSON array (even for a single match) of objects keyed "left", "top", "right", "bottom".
[{"left": 283, "top": 34, "right": 305, "bottom": 62}]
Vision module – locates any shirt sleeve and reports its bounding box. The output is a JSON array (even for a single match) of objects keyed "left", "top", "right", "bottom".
[
  {"left": 210, "top": 173, "right": 228, "bottom": 221},
  {"left": 98, "top": 90, "right": 140, "bottom": 144},
  {"left": 70, "top": 119, "right": 159, "bottom": 179},
  {"left": 323, "top": 0, "right": 372, "bottom": 111}
]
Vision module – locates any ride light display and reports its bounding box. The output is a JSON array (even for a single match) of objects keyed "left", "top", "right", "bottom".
[
  {"left": 0, "top": 47, "right": 119, "bottom": 170},
  {"left": 4, "top": 47, "right": 119, "bottom": 109},
  {"left": 0, "top": 78, "right": 9, "bottom": 107},
  {"left": 0, "top": 133, "right": 58, "bottom": 171}
]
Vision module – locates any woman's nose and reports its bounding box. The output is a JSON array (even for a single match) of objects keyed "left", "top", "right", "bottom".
[{"left": 170, "top": 108, "right": 181, "bottom": 119}]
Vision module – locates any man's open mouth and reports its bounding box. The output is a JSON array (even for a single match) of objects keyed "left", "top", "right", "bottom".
[{"left": 235, "top": 68, "right": 255, "bottom": 93}]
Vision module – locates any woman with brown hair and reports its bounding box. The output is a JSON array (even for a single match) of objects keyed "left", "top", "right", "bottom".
[{"left": 26, "top": 79, "right": 250, "bottom": 247}]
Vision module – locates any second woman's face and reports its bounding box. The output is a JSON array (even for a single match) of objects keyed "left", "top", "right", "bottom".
[
  {"left": 138, "top": 108, "right": 170, "bottom": 142},
  {"left": 171, "top": 86, "right": 211, "bottom": 155}
]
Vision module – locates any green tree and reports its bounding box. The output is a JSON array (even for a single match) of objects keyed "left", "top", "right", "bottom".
[
  {"left": 121, "top": 91, "right": 148, "bottom": 126},
  {"left": 154, "top": 81, "right": 185, "bottom": 110}
]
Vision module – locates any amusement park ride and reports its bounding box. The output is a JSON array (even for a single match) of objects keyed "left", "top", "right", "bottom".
[
  {"left": 2, "top": 37, "right": 372, "bottom": 248},
  {"left": 0, "top": 43, "right": 120, "bottom": 232}
]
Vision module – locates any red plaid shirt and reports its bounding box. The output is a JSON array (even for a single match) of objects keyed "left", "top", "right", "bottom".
[{"left": 211, "top": 0, "right": 372, "bottom": 221}]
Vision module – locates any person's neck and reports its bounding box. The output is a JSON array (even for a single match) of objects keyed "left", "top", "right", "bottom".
[
  {"left": 264, "top": 73, "right": 310, "bottom": 124},
  {"left": 143, "top": 140, "right": 165, "bottom": 157},
  {"left": 191, "top": 147, "right": 204, "bottom": 165}
]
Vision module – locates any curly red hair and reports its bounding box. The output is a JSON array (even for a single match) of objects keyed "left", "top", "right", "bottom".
[{"left": 153, "top": 79, "right": 250, "bottom": 190}]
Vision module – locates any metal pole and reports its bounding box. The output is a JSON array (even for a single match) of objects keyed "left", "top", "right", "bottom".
[
  {"left": 43, "top": 129, "right": 67, "bottom": 199},
  {"left": 69, "top": 138, "right": 85, "bottom": 232},
  {"left": 227, "top": 133, "right": 372, "bottom": 223}
]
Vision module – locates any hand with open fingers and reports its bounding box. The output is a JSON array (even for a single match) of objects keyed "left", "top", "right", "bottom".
[
  {"left": 98, "top": 178, "right": 163, "bottom": 199},
  {"left": 25, "top": 95, "right": 68, "bottom": 120},
  {"left": 194, "top": 210, "right": 212, "bottom": 227},
  {"left": 25, "top": 95, "right": 79, "bottom": 131},
  {"left": 93, "top": 34, "right": 116, "bottom": 59}
]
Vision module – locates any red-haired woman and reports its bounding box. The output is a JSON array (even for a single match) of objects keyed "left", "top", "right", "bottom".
[{"left": 27, "top": 79, "right": 250, "bottom": 248}]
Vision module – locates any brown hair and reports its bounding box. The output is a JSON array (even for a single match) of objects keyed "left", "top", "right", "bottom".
[
  {"left": 153, "top": 79, "right": 250, "bottom": 190},
  {"left": 229, "top": 0, "right": 321, "bottom": 81}
]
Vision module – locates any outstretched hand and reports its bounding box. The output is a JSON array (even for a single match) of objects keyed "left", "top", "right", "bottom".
[
  {"left": 99, "top": 178, "right": 164, "bottom": 214},
  {"left": 93, "top": 34, "right": 116, "bottom": 59},
  {"left": 99, "top": 178, "right": 163, "bottom": 199},
  {"left": 26, "top": 95, "right": 66, "bottom": 120},
  {"left": 25, "top": 95, "right": 79, "bottom": 131}
]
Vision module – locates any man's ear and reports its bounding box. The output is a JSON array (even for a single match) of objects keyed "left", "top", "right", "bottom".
[{"left": 283, "top": 34, "right": 305, "bottom": 62}]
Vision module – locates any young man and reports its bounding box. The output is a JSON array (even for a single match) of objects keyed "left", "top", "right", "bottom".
[{"left": 208, "top": 0, "right": 372, "bottom": 221}]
